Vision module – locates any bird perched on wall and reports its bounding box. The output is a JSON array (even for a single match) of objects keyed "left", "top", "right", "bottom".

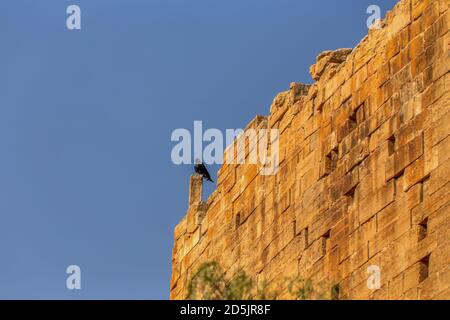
[{"left": 194, "top": 160, "right": 214, "bottom": 182}]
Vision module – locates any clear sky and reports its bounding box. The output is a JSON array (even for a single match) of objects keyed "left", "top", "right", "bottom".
[{"left": 0, "top": 0, "right": 398, "bottom": 299}]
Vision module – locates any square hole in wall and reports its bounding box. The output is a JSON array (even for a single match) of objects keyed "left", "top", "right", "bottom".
[
  {"left": 331, "top": 284, "right": 340, "bottom": 300},
  {"left": 419, "top": 255, "right": 430, "bottom": 283},
  {"left": 418, "top": 218, "right": 428, "bottom": 241},
  {"left": 345, "top": 185, "right": 357, "bottom": 200},
  {"left": 388, "top": 135, "right": 396, "bottom": 156},
  {"left": 304, "top": 227, "right": 309, "bottom": 249},
  {"left": 326, "top": 148, "right": 338, "bottom": 169},
  {"left": 235, "top": 213, "right": 241, "bottom": 230},
  {"left": 349, "top": 109, "right": 357, "bottom": 125},
  {"left": 322, "top": 230, "right": 331, "bottom": 253}
]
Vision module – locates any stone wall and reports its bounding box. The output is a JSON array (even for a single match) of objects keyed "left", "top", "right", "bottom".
[{"left": 170, "top": 0, "right": 449, "bottom": 300}]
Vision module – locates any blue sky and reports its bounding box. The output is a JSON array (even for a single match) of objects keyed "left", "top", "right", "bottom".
[{"left": 0, "top": 0, "right": 398, "bottom": 299}]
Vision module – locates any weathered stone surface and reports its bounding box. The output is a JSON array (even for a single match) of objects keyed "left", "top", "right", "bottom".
[
  {"left": 310, "top": 48, "right": 353, "bottom": 81},
  {"left": 170, "top": 0, "right": 450, "bottom": 300},
  {"left": 385, "top": 134, "right": 424, "bottom": 181}
]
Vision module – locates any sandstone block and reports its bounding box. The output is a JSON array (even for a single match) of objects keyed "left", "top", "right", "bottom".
[
  {"left": 386, "top": 134, "right": 424, "bottom": 181},
  {"left": 359, "top": 180, "right": 395, "bottom": 224}
]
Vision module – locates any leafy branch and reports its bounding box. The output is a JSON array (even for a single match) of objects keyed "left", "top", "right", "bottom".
[{"left": 186, "top": 261, "right": 340, "bottom": 300}]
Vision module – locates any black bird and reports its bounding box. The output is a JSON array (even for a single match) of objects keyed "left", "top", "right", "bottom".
[{"left": 194, "top": 160, "right": 214, "bottom": 182}]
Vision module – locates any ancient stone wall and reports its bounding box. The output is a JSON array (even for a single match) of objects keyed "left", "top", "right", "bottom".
[{"left": 170, "top": 0, "right": 449, "bottom": 300}]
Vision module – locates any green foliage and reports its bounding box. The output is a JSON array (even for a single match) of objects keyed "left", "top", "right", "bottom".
[
  {"left": 186, "top": 261, "right": 254, "bottom": 300},
  {"left": 226, "top": 270, "right": 254, "bottom": 300},
  {"left": 287, "top": 277, "right": 340, "bottom": 300},
  {"left": 186, "top": 261, "right": 341, "bottom": 300},
  {"left": 287, "top": 278, "right": 314, "bottom": 300},
  {"left": 254, "top": 280, "right": 281, "bottom": 300}
]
